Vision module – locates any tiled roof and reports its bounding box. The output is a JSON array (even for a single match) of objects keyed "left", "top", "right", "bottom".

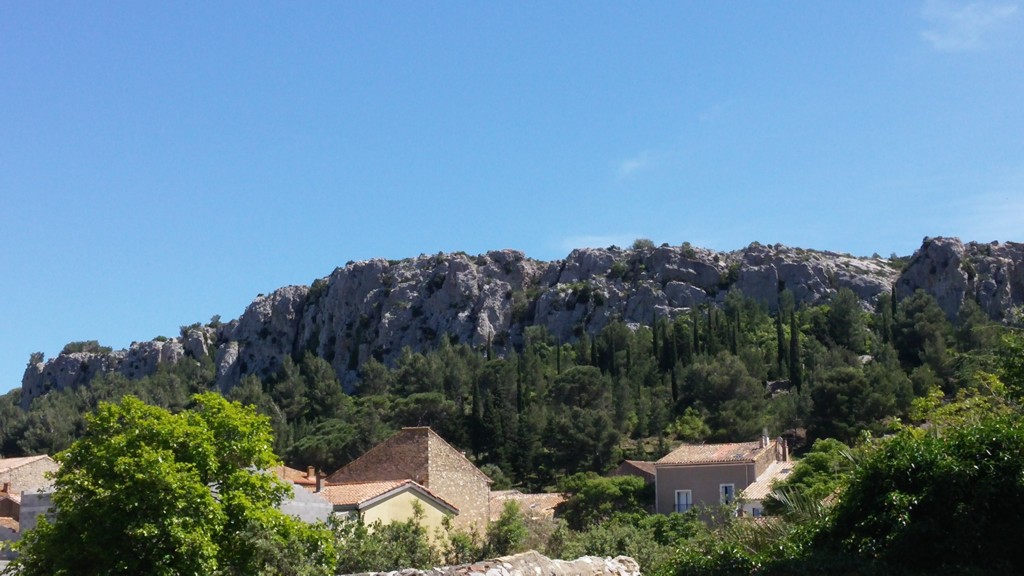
[
  {"left": 0, "top": 517, "right": 18, "bottom": 532},
  {"left": 618, "top": 460, "right": 656, "bottom": 476},
  {"left": 318, "top": 479, "right": 458, "bottom": 513},
  {"left": 273, "top": 465, "right": 318, "bottom": 486},
  {"left": 740, "top": 461, "right": 795, "bottom": 501},
  {"left": 488, "top": 490, "right": 566, "bottom": 521},
  {"left": 319, "top": 480, "right": 408, "bottom": 506},
  {"left": 0, "top": 455, "right": 52, "bottom": 473},
  {"left": 656, "top": 441, "right": 768, "bottom": 465}
]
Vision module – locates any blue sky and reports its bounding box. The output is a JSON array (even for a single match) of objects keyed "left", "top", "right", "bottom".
[{"left": 2, "top": 1, "right": 1022, "bottom": 394}]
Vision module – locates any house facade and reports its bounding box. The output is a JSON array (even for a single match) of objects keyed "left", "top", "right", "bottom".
[
  {"left": 325, "top": 427, "right": 491, "bottom": 533},
  {"left": 654, "top": 435, "right": 788, "bottom": 515},
  {"left": 320, "top": 479, "right": 457, "bottom": 538}
]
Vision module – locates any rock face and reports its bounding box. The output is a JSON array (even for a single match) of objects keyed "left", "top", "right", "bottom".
[
  {"left": 20, "top": 238, "right": 1024, "bottom": 407},
  {"left": 895, "top": 237, "right": 1024, "bottom": 322},
  {"left": 20, "top": 328, "right": 217, "bottom": 410},
  {"left": 340, "top": 550, "right": 642, "bottom": 576}
]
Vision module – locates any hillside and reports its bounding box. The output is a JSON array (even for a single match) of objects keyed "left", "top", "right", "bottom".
[{"left": 20, "top": 236, "right": 1023, "bottom": 409}]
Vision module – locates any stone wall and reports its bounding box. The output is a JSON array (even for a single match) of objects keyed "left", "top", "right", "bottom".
[
  {"left": 342, "top": 551, "right": 641, "bottom": 576},
  {"left": 425, "top": 430, "right": 491, "bottom": 534},
  {"left": 0, "top": 457, "right": 58, "bottom": 494}
]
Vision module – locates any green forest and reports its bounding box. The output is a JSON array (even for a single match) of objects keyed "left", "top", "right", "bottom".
[
  {"left": 0, "top": 287, "right": 1003, "bottom": 486},
  {"left": 3, "top": 285, "right": 1023, "bottom": 574}
]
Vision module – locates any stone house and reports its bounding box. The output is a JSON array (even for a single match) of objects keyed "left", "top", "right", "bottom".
[
  {"left": 0, "top": 456, "right": 58, "bottom": 495},
  {"left": 325, "top": 427, "right": 491, "bottom": 533},
  {"left": 654, "top": 435, "right": 789, "bottom": 515},
  {"left": 0, "top": 455, "right": 59, "bottom": 557}
]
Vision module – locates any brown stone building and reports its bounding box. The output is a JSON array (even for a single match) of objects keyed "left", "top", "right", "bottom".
[
  {"left": 654, "top": 435, "right": 788, "bottom": 515},
  {"left": 325, "top": 427, "right": 491, "bottom": 533}
]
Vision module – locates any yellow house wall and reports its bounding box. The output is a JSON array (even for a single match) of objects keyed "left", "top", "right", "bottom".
[{"left": 361, "top": 490, "right": 452, "bottom": 537}]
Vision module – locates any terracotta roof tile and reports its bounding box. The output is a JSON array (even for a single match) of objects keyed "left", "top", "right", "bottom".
[
  {"left": 319, "top": 480, "right": 409, "bottom": 506},
  {"left": 656, "top": 441, "right": 768, "bottom": 465},
  {"left": 318, "top": 479, "right": 459, "bottom": 513},
  {"left": 0, "top": 517, "right": 18, "bottom": 532},
  {"left": 273, "top": 465, "right": 318, "bottom": 486}
]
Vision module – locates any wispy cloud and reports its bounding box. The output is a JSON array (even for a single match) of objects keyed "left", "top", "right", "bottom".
[
  {"left": 615, "top": 151, "right": 654, "bottom": 179},
  {"left": 920, "top": 0, "right": 1019, "bottom": 52},
  {"left": 559, "top": 234, "right": 638, "bottom": 253}
]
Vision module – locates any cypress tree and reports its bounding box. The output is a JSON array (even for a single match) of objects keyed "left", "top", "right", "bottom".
[
  {"left": 789, "top": 312, "right": 802, "bottom": 392},
  {"left": 776, "top": 311, "right": 786, "bottom": 374}
]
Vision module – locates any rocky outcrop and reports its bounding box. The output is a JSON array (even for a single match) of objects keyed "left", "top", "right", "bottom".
[
  {"left": 20, "top": 238, "right": 1024, "bottom": 407},
  {"left": 341, "top": 551, "right": 641, "bottom": 576},
  {"left": 896, "top": 237, "right": 1024, "bottom": 321},
  {"left": 20, "top": 328, "right": 217, "bottom": 409}
]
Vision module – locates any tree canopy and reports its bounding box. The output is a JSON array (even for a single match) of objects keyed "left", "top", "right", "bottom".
[{"left": 8, "top": 393, "right": 335, "bottom": 576}]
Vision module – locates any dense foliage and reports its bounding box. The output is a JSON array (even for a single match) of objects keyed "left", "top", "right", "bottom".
[
  {"left": 7, "top": 393, "right": 335, "bottom": 576},
  {"left": 3, "top": 283, "right": 1021, "bottom": 574},
  {"left": 1, "top": 287, "right": 1009, "bottom": 493},
  {"left": 659, "top": 331, "right": 1024, "bottom": 576}
]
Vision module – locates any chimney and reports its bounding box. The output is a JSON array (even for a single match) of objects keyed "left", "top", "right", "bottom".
[
  {"left": 1, "top": 482, "right": 8, "bottom": 494},
  {"left": 315, "top": 470, "right": 323, "bottom": 493},
  {"left": 307, "top": 466, "right": 315, "bottom": 480}
]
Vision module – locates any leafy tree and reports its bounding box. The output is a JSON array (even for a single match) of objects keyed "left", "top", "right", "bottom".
[
  {"left": 10, "top": 393, "right": 335, "bottom": 576},
  {"left": 893, "top": 290, "right": 953, "bottom": 381},
  {"left": 664, "top": 406, "right": 711, "bottom": 442},
  {"left": 483, "top": 501, "right": 529, "bottom": 558},
  {"left": 557, "top": 473, "right": 652, "bottom": 531},
  {"left": 816, "top": 413, "right": 1024, "bottom": 573},
  {"left": 826, "top": 288, "right": 867, "bottom": 353},
  {"left": 331, "top": 509, "right": 438, "bottom": 573},
  {"left": 764, "top": 438, "right": 853, "bottom": 514}
]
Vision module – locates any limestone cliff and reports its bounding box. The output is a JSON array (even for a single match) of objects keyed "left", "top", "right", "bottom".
[{"left": 20, "top": 237, "right": 1024, "bottom": 408}]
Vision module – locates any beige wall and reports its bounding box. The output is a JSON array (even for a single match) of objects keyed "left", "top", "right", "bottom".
[
  {"left": 361, "top": 490, "right": 452, "bottom": 541},
  {"left": 324, "top": 428, "right": 490, "bottom": 534},
  {"left": 655, "top": 462, "right": 756, "bottom": 515}
]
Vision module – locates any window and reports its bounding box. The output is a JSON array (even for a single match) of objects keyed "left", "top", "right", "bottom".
[
  {"left": 674, "top": 489, "right": 692, "bottom": 512},
  {"left": 752, "top": 507, "right": 763, "bottom": 518},
  {"left": 720, "top": 483, "right": 735, "bottom": 504}
]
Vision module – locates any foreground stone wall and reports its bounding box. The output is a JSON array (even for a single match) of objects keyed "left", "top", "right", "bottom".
[{"left": 342, "top": 551, "right": 641, "bottom": 576}]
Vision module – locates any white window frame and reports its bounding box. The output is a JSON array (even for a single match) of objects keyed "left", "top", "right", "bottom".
[
  {"left": 719, "top": 483, "right": 736, "bottom": 505},
  {"left": 674, "top": 489, "right": 693, "bottom": 513}
]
